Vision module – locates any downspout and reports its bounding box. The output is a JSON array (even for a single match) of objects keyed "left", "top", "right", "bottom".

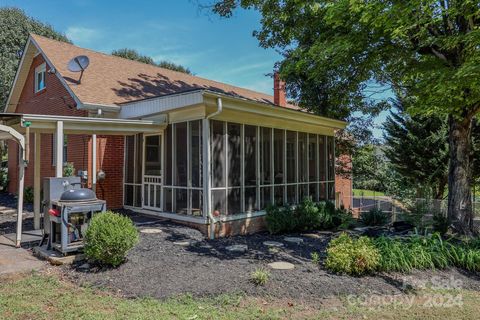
[{"left": 204, "top": 97, "right": 223, "bottom": 239}]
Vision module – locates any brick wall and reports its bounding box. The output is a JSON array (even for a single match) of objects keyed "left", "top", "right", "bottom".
[
  {"left": 87, "top": 135, "right": 125, "bottom": 209},
  {"left": 7, "top": 54, "right": 125, "bottom": 210},
  {"left": 335, "top": 154, "right": 352, "bottom": 209}
]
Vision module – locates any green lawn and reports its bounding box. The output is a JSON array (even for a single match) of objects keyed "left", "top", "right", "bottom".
[
  {"left": 353, "top": 189, "right": 386, "bottom": 197},
  {"left": 1, "top": 272, "right": 479, "bottom": 319}
]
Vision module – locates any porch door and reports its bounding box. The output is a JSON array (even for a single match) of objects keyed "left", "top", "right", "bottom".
[{"left": 143, "top": 134, "right": 163, "bottom": 210}]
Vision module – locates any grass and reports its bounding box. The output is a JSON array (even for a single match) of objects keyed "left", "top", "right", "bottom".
[
  {"left": 353, "top": 189, "right": 385, "bottom": 197},
  {"left": 1, "top": 272, "right": 480, "bottom": 319}
]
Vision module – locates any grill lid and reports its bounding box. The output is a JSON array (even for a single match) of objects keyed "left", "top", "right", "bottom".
[{"left": 60, "top": 188, "right": 96, "bottom": 202}]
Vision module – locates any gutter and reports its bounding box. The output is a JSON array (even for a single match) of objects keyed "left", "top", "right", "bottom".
[{"left": 205, "top": 97, "right": 223, "bottom": 239}]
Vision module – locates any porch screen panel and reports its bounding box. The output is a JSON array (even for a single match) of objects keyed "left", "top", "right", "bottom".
[
  {"left": 308, "top": 133, "right": 318, "bottom": 201},
  {"left": 298, "top": 132, "right": 308, "bottom": 183},
  {"left": 190, "top": 120, "right": 202, "bottom": 188},
  {"left": 327, "top": 136, "right": 335, "bottom": 181},
  {"left": 124, "top": 134, "right": 143, "bottom": 207},
  {"left": 125, "top": 136, "right": 135, "bottom": 184},
  {"left": 260, "top": 127, "right": 272, "bottom": 209},
  {"left": 175, "top": 122, "right": 188, "bottom": 186},
  {"left": 244, "top": 125, "right": 257, "bottom": 212},
  {"left": 165, "top": 126, "right": 172, "bottom": 185},
  {"left": 318, "top": 135, "right": 326, "bottom": 181},
  {"left": 228, "top": 123, "right": 241, "bottom": 187},
  {"left": 273, "top": 129, "right": 285, "bottom": 205},
  {"left": 145, "top": 135, "right": 162, "bottom": 176},
  {"left": 286, "top": 131, "right": 296, "bottom": 184},
  {"left": 211, "top": 120, "right": 225, "bottom": 188}
]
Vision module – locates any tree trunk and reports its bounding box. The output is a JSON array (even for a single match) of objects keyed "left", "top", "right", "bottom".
[{"left": 447, "top": 115, "right": 474, "bottom": 235}]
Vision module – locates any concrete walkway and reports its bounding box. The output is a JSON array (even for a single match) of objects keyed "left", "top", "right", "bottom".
[{"left": 0, "top": 235, "right": 45, "bottom": 275}]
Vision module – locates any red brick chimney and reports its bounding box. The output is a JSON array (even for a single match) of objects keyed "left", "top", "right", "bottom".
[{"left": 273, "top": 72, "right": 286, "bottom": 107}]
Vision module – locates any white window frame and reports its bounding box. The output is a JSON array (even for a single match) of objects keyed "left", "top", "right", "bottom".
[{"left": 34, "top": 63, "right": 46, "bottom": 93}]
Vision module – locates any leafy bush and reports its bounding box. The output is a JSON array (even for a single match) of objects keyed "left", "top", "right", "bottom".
[
  {"left": 250, "top": 268, "right": 270, "bottom": 286},
  {"left": 265, "top": 205, "right": 295, "bottom": 234},
  {"left": 266, "top": 198, "right": 354, "bottom": 234},
  {"left": 84, "top": 211, "right": 139, "bottom": 267},
  {"left": 325, "top": 233, "right": 380, "bottom": 275},
  {"left": 0, "top": 168, "right": 8, "bottom": 190},
  {"left": 360, "top": 208, "right": 388, "bottom": 226},
  {"left": 24, "top": 186, "right": 34, "bottom": 203}
]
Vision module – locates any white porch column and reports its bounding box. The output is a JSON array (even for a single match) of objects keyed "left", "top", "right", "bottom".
[
  {"left": 202, "top": 119, "right": 211, "bottom": 220},
  {"left": 33, "top": 132, "right": 41, "bottom": 230},
  {"left": 92, "top": 134, "right": 97, "bottom": 192},
  {"left": 55, "top": 121, "right": 63, "bottom": 177}
]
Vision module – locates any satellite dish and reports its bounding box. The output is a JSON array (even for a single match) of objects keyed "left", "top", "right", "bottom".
[{"left": 67, "top": 55, "right": 90, "bottom": 83}]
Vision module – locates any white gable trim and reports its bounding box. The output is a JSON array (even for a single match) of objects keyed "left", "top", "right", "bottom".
[{"left": 4, "top": 35, "right": 87, "bottom": 113}]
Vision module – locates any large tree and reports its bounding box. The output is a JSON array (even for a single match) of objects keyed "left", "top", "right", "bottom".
[
  {"left": 0, "top": 7, "right": 70, "bottom": 111},
  {"left": 383, "top": 98, "right": 449, "bottom": 200},
  {"left": 112, "top": 48, "right": 192, "bottom": 74},
  {"left": 209, "top": 0, "right": 480, "bottom": 235}
]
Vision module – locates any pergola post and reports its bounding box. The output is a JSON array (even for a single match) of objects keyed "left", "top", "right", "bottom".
[
  {"left": 55, "top": 121, "right": 63, "bottom": 177},
  {"left": 15, "top": 145, "right": 25, "bottom": 247},
  {"left": 33, "top": 132, "right": 41, "bottom": 230}
]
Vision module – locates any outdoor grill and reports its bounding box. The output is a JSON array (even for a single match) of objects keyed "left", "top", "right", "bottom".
[{"left": 43, "top": 177, "right": 106, "bottom": 254}]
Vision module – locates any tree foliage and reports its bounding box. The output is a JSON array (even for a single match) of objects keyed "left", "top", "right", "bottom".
[
  {"left": 383, "top": 98, "right": 449, "bottom": 199},
  {"left": 111, "top": 48, "right": 192, "bottom": 74},
  {"left": 0, "top": 7, "right": 70, "bottom": 111},
  {"left": 209, "top": 0, "right": 480, "bottom": 234}
]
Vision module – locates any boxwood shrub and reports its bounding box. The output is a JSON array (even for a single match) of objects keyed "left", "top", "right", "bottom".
[{"left": 84, "top": 211, "right": 139, "bottom": 267}]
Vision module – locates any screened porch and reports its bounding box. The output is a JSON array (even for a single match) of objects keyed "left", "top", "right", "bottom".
[{"left": 123, "top": 118, "right": 336, "bottom": 221}]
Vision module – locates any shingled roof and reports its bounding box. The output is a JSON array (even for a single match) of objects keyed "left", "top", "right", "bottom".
[{"left": 30, "top": 34, "right": 297, "bottom": 109}]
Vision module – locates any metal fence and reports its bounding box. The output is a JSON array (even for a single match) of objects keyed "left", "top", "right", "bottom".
[{"left": 350, "top": 195, "right": 480, "bottom": 221}]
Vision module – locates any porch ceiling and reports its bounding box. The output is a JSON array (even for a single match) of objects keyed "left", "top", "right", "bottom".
[{"left": 1, "top": 113, "right": 165, "bottom": 135}]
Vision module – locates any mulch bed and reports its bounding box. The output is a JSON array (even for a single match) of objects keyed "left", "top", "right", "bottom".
[
  {"left": 0, "top": 192, "right": 34, "bottom": 236},
  {"left": 66, "top": 214, "right": 480, "bottom": 302}
]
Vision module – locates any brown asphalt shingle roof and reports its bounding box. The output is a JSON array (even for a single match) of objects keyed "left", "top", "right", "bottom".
[{"left": 31, "top": 34, "right": 297, "bottom": 109}]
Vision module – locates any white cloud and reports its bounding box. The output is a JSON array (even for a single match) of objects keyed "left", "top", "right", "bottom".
[{"left": 65, "top": 26, "right": 102, "bottom": 46}]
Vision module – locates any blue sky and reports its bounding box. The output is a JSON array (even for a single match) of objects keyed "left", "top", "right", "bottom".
[{"left": 2, "top": 0, "right": 388, "bottom": 138}]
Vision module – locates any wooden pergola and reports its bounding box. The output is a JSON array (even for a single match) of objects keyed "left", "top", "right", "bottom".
[{"left": 1, "top": 113, "right": 165, "bottom": 246}]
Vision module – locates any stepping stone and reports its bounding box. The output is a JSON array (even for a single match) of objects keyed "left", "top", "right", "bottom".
[
  {"left": 225, "top": 244, "right": 248, "bottom": 253},
  {"left": 268, "top": 261, "right": 295, "bottom": 270},
  {"left": 302, "top": 233, "right": 321, "bottom": 239},
  {"left": 140, "top": 228, "right": 163, "bottom": 234},
  {"left": 173, "top": 240, "right": 195, "bottom": 246},
  {"left": 263, "top": 241, "right": 284, "bottom": 247},
  {"left": 284, "top": 237, "right": 304, "bottom": 244}
]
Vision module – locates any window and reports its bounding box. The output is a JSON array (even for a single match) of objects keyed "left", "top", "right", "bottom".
[{"left": 35, "top": 63, "right": 46, "bottom": 93}]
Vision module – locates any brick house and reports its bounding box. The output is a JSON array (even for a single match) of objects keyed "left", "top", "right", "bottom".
[{"left": 3, "top": 34, "right": 351, "bottom": 237}]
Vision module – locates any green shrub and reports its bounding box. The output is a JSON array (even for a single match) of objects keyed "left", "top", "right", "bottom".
[
  {"left": 24, "top": 186, "right": 34, "bottom": 203},
  {"left": 265, "top": 205, "right": 295, "bottom": 234},
  {"left": 325, "top": 233, "right": 380, "bottom": 275},
  {"left": 84, "top": 211, "right": 139, "bottom": 267},
  {"left": 311, "top": 252, "right": 320, "bottom": 265},
  {"left": 266, "top": 198, "right": 354, "bottom": 234},
  {"left": 250, "top": 268, "right": 270, "bottom": 286},
  {"left": 296, "top": 197, "right": 320, "bottom": 230},
  {"left": 360, "top": 208, "right": 388, "bottom": 226}
]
